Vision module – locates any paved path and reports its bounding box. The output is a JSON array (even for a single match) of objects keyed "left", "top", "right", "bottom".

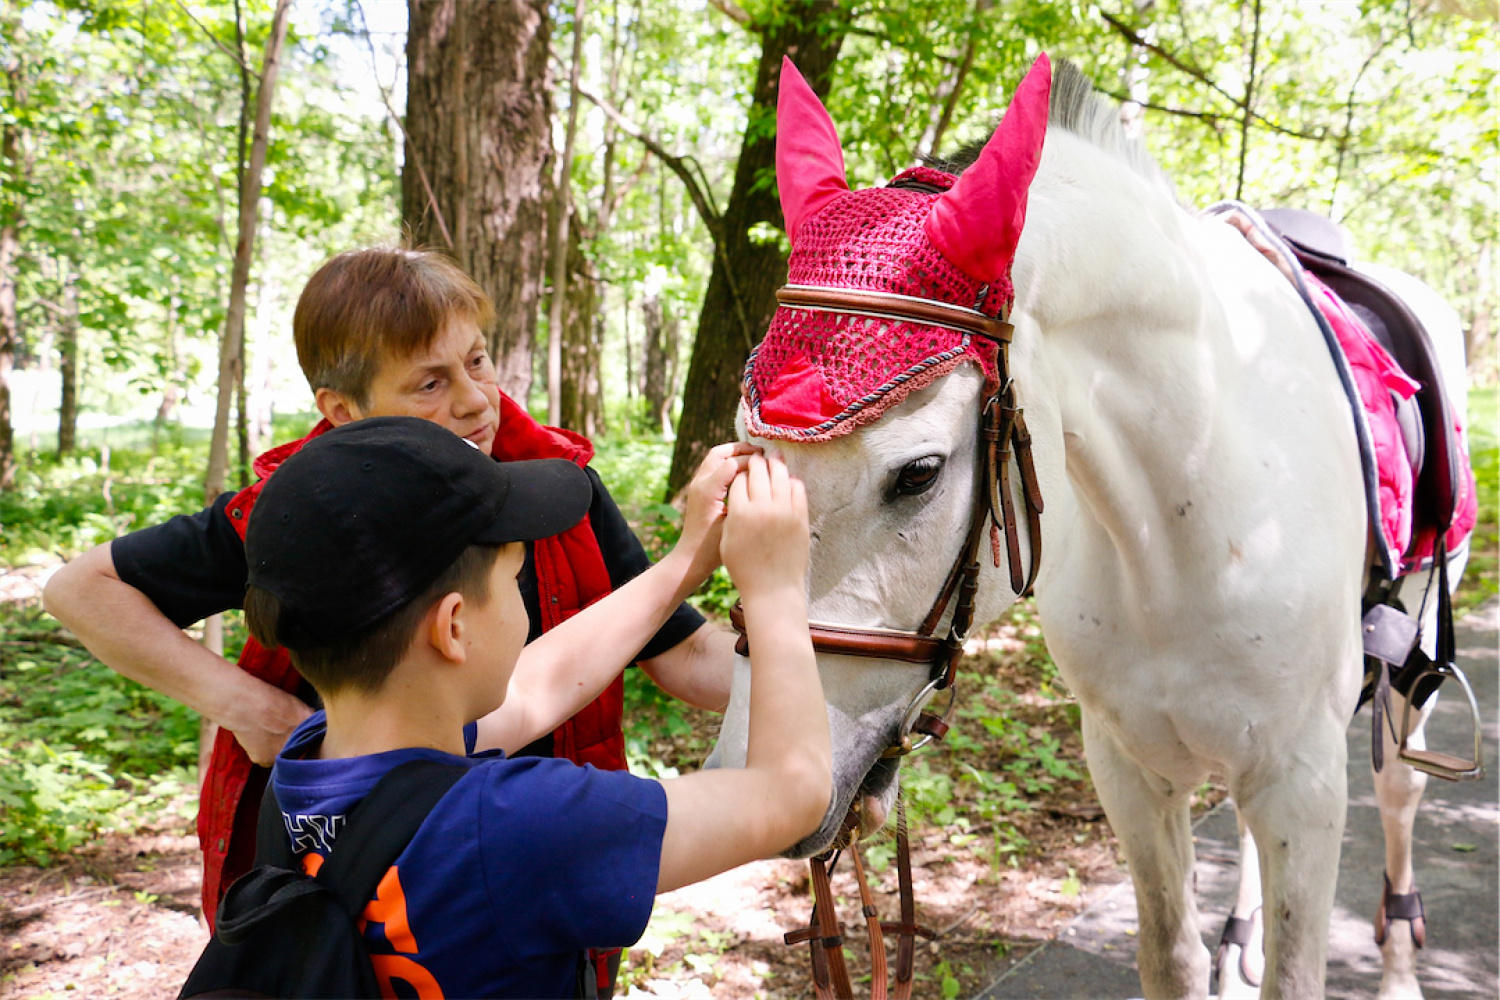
[{"left": 979, "top": 599, "right": 1499, "bottom": 1000}]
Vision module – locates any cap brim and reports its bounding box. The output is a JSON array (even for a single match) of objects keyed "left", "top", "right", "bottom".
[{"left": 474, "top": 458, "right": 592, "bottom": 544}]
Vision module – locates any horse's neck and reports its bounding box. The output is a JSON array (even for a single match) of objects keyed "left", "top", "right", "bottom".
[{"left": 1004, "top": 153, "right": 1359, "bottom": 625}]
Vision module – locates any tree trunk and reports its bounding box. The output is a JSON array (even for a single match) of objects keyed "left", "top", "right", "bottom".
[
  {"left": 642, "top": 292, "right": 680, "bottom": 436},
  {"left": 405, "top": 0, "right": 553, "bottom": 405},
  {"left": 0, "top": 115, "right": 21, "bottom": 489},
  {"left": 547, "top": 0, "right": 588, "bottom": 425},
  {"left": 666, "top": 1, "right": 844, "bottom": 496},
  {"left": 57, "top": 279, "right": 78, "bottom": 456},
  {"left": 559, "top": 223, "right": 602, "bottom": 435},
  {"left": 152, "top": 297, "right": 178, "bottom": 452},
  {"left": 203, "top": 0, "right": 292, "bottom": 503},
  {"left": 235, "top": 349, "right": 249, "bottom": 489}
]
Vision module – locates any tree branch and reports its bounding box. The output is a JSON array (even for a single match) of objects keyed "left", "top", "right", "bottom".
[
  {"left": 1098, "top": 88, "right": 1232, "bottom": 126},
  {"left": 573, "top": 79, "right": 724, "bottom": 235},
  {"left": 708, "top": 0, "right": 752, "bottom": 27},
  {"left": 569, "top": 65, "right": 762, "bottom": 354},
  {"left": 1095, "top": 13, "right": 1326, "bottom": 144},
  {"left": 1330, "top": 26, "right": 1401, "bottom": 214},
  {"left": 26, "top": 297, "right": 68, "bottom": 316},
  {"left": 1100, "top": 10, "right": 1240, "bottom": 107},
  {"left": 170, "top": 0, "right": 251, "bottom": 73},
  {"left": 1235, "top": 0, "right": 1263, "bottom": 200}
]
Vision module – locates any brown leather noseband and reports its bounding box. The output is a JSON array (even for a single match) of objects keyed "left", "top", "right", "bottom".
[{"left": 732, "top": 284, "right": 1044, "bottom": 756}]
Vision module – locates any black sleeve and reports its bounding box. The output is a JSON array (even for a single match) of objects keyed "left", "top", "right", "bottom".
[
  {"left": 584, "top": 466, "right": 706, "bottom": 662},
  {"left": 111, "top": 492, "right": 250, "bottom": 627}
]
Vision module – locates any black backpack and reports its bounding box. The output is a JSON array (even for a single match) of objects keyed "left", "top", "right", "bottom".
[{"left": 179, "top": 758, "right": 468, "bottom": 1000}]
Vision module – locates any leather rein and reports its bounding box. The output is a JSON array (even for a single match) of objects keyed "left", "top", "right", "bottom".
[{"left": 729, "top": 283, "right": 1045, "bottom": 999}]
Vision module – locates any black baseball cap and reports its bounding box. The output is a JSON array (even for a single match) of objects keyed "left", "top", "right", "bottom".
[{"left": 245, "top": 416, "right": 591, "bottom": 648}]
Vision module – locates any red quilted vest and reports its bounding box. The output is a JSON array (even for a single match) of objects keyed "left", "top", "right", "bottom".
[{"left": 196, "top": 394, "right": 625, "bottom": 924}]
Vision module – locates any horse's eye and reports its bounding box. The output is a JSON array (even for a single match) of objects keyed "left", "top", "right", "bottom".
[{"left": 890, "top": 456, "right": 943, "bottom": 499}]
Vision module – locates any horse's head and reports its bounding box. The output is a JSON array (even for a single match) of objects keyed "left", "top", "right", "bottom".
[{"left": 704, "top": 56, "right": 1053, "bottom": 856}]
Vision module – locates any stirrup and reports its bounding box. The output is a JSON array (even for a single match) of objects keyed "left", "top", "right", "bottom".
[{"left": 1398, "top": 659, "right": 1485, "bottom": 781}]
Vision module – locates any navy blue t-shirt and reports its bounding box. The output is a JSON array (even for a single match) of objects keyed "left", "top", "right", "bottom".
[{"left": 273, "top": 713, "right": 667, "bottom": 999}]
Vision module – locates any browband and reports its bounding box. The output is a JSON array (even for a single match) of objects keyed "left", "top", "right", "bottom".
[{"left": 776, "top": 285, "right": 1014, "bottom": 344}]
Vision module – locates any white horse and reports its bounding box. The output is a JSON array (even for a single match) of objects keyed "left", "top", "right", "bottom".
[{"left": 707, "top": 56, "right": 1472, "bottom": 999}]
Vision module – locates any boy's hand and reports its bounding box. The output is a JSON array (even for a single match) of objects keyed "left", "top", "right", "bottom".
[
  {"left": 673, "top": 442, "right": 761, "bottom": 588},
  {"left": 720, "top": 453, "right": 809, "bottom": 601}
]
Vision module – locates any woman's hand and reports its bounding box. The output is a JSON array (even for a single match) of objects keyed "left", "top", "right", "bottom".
[{"left": 672, "top": 442, "right": 761, "bottom": 589}]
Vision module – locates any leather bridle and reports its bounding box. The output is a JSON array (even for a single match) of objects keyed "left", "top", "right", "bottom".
[
  {"left": 732, "top": 283, "right": 1044, "bottom": 756},
  {"left": 729, "top": 283, "right": 1045, "bottom": 1000}
]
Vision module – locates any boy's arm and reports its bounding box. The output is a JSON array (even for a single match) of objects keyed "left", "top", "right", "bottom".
[
  {"left": 43, "top": 543, "right": 312, "bottom": 765},
  {"left": 472, "top": 443, "right": 754, "bottom": 753},
  {"left": 655, "top": 455, "right": 832, "bottom": 893}
]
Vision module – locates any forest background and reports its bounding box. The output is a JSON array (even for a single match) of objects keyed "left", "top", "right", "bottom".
[{"left": 0, "top": 0, "right": 1495, "bottom": 996}]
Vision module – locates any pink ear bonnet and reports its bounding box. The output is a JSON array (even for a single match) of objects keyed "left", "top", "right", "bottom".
[{"left": 744, "top": 54, "right": 1051, "bottom": 441}]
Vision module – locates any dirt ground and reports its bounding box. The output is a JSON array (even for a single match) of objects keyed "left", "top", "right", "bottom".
[{"left": 1, "top": 615, "right": 1208, "bottom": 999}]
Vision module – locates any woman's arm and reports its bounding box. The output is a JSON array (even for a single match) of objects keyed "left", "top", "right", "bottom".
[{"left": 43, "top": 543, "right": 311, "bottom": 765}]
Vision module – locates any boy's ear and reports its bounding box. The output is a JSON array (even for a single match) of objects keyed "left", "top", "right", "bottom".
[
  {"left": 315, "top": 387, "right": 361, "bottom": 427},
  {"left": 427, "top": 592, "right": 467, "bottom": 664}
]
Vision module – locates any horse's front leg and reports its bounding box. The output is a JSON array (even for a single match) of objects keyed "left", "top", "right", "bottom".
[
  {"left": 1081, "top": 712, "right": 1209, "bottom": 999},
  {"left": 1372, "top": 687, "right": 1435, "bottom": 1000},
  {"left": 1233, "top": 714, "right": 1349, "bottom": 1000}
]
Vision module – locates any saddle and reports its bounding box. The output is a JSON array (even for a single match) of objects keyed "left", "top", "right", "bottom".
[
  {"left": 1259, "top": 208, "right": 1464, "bottom": 546},
  {"left": 1208, "top": 203, "right": 1483, "bottom": 784}
]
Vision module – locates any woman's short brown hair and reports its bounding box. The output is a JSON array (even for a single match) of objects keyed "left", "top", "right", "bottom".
[{"left": 293, "top": 247, "right": 496, "bottom": 406}]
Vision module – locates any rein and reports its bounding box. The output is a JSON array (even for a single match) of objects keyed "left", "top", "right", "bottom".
[{"left": 731, "top": 283, "right": 1045, "bottom": 997}]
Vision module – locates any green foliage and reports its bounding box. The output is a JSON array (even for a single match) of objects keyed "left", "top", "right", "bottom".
[
  {"left": 0, "top": 411, "right": 321, "bottom": 566},
  {"left": 0, "top": 604, "right": 199, "bottom": 866},
  {"left": 1457, "top": 385, "right": 1498, "bottom": 613},
  {"left": 0, "top": 438, "right": 207, "bottom": 565}
]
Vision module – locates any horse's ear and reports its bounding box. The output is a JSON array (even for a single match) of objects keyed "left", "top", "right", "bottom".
[
  {"left": 776, "top": 56, "right": 849, "bottom": 245},
  {"left": 925, "top": 53, "right": 1051, "bottom": 286}
]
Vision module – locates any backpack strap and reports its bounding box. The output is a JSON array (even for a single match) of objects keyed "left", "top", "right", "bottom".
[{"left": 257, "top": 759, "right": 470, "bottom": 919}]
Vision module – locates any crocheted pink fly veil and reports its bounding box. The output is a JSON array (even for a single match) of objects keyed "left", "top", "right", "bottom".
[{"left": 743, "top": 54, "right": 1052, "bottom": 442}]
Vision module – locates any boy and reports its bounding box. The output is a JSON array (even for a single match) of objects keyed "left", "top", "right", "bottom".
[
  {"left": 43, "top": 248, "right": 744, "bottom": 930},
  {"left": 240, "top": 416, "right": 829, "bottom": 999}
]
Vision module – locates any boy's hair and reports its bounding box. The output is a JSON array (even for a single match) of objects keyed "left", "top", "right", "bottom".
[
  {"left": 244, "top": 543, "right": 506, "bottom": 697},
  {"left": 293, "top": 247, "right": 496, "bottom": 406}
]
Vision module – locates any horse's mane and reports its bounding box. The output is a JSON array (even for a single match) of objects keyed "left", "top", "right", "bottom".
[{"left": 931, "top": 59, "right": 1174, "bottom": 198}]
